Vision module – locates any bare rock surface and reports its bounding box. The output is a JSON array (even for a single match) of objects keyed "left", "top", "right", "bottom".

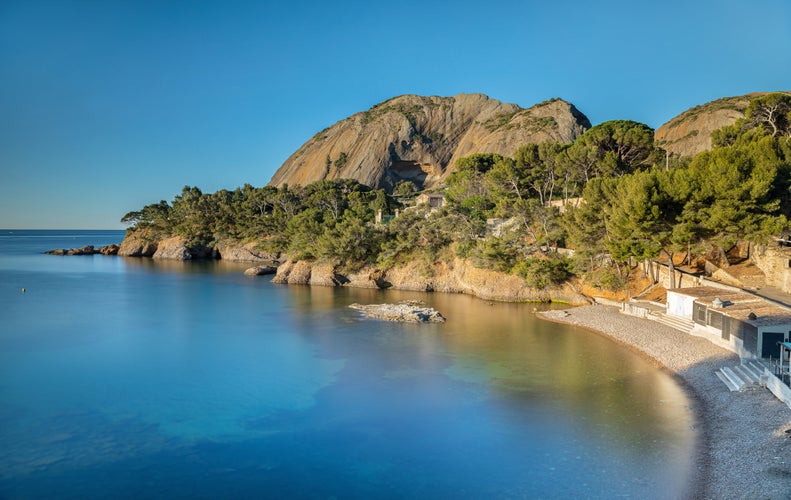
[
  {"left": 655, "top": 91, "right": 789, "bottom": 157},
  {"left": 215, "top": 240, "right": 280, "bottom": 262},
  {"left": 152, "top": 236, "right": 192, "bottom": 260},
  {"left": 243, "top": 265, "right": 277, "bottom": 276},
  {"left": 270, "top": 258, "right": 589, "bottom": 303},
  {"left": 540, "top": 305, "right": 791, "bottom": 499},
  {"left": 349, "top": 301, "right": 446, "bottom": 323},
  {"left": 46, "top": 244, "right": 119, "bottom": 256},
  {"left": 118, "top": 232, "right": 157, "bottom": 257},
  {"left": 269, "top": 93, "right": 590, "bottom": 191}
]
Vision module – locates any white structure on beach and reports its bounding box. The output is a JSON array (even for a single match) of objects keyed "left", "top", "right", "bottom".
[
  {"left": 666, "top": 286, "right": 791, "bottom": 406},
  {"left": 666, "top": 287, "right": 791, "bottom": 360}
]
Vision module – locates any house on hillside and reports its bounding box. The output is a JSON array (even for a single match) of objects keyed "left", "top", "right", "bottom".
[
  {"left": 415, "top": 193, "right": 445, "bottom": 210},
  {"left": 666, "top": 287, "right": 791, "bottom": 360},
  {"left": 545, "top": 197, "right": 582, "bottom": 214}
]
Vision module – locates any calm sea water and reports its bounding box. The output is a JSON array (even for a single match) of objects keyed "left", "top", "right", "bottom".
[{"left": 0, "top": 230, "right": 696, "bottom": 498}]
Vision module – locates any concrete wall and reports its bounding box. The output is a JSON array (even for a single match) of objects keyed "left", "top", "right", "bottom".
[
  {"left": 690, "top": 324, "right": 750, "bottom": 358},
  {"left": 621, "top": 302, "right": 651, "bottom": 318},
  {"left": 667, "top": 291, "right": 695, "bottom": 320},
  {"left": 653, "top": 261, "right": 741, "bottom": 293},
  {"left": 654, "top": 263, "right": 702, "bottom": 289},
  {"left": 764, "top": 371, "right": 791, "bottom": 409}
]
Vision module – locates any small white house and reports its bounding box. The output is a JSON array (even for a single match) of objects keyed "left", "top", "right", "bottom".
[{"left": 667, "top": 287, "right": 791, "bottom": 360}]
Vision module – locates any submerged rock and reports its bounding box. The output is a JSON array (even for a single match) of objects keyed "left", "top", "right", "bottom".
[{"left": 348, "top": 301, "right": 446, "bottom": 323}]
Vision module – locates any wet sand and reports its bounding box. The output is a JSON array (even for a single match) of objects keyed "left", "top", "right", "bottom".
[{"left": 539, "top": 305, "right": 791, "bottom": 499}]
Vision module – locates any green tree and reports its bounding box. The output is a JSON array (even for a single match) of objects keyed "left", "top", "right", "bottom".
[
  {"left": 393, "top": 180, "right": 418, "bottom": 197},
  {"left": 684, "top": 131, "right": 788, "bottom": 248},
  {"left": 745, "top": 93, "right": 791, "bottom": 139},
  {"left": 565, "top": 120, "right": 659, "bottom": 182}
]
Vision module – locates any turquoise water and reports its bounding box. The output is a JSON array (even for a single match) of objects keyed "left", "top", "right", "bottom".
[{"left": 0, "top": 230, "right": 696, "bottom": 498}]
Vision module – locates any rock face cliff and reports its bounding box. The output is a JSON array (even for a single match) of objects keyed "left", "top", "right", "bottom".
[
  {"left": 655, "top": 91, "right": 790, "bottom": 157},
  {"left": 271, "top": 258, "right": 589, "bottom": 304},
  {"left": 269, "top": 93, "right": 590, "bottom": 191}
]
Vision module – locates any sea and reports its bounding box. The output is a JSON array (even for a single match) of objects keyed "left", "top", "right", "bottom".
[{"left": 0, "top": 230, "right": 696, "bottom": 499}]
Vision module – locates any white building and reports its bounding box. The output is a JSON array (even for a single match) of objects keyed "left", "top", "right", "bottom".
[{"left": 666, "top": 286, "right": 791, "bottom": 360}]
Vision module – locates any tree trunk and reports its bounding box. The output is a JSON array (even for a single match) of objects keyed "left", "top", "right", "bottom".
[{"left": 665, "top": 250, "right": 675, "bottom": 289}]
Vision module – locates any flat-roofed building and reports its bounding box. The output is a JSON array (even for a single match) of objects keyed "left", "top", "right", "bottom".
[{"left": 666, "top": 286, "right": 791, "bottom": 360}]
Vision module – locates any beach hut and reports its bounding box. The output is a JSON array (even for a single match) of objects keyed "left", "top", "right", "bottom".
[{"left": 666, "top": 287, "right": 791, "bottom": 360}]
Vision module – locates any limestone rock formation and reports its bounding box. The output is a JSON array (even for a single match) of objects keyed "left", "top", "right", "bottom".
[
  {"left": 152, "top": 236, "right": 193, "bottom": 260},
  {"left": 655, "top": 91, "right": 790, "bottom": 157},
  {"left": 215, "top": 240, "right": 280, "bottom": 262},
  {"left": 244, "top": 265, "right": 278, "bottom": 276},
  {"left": 349, "top": 302, "right": 446, "bottom": 323},
  {"left": 269, "top": 94, "right": 590, "bottom": 191},
  {"left": 270, "top": 258, "right": 589, "bottom": 304},
  {"left": 46, "top": 244, "right": 120, "bottom": 256},
  {"left": 118, "top": 232, "right": 158, "bottom": 257}
]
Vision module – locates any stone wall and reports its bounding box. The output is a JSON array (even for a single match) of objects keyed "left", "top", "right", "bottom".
[{"left": 751, "top": 244, "right": 791, "bottom": 293}]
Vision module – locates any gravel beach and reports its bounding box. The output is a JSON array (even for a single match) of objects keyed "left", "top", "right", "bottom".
[{"left": 540, "top": 305, "right": 791, "bottom": 499}]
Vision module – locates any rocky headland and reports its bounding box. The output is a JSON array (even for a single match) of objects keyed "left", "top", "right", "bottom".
[{"left": 117, "top": 232, "right": 281, "bottom": 262}]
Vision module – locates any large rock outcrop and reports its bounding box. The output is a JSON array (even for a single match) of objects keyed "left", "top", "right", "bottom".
[
  {"left": 214, "top": 240, "right": 280, "bottom": 262},
  {"left": 118, "top": 231, "right": 158, "bottom": 257},
  {"left": 152, "top": 236, "right": 194, "bottom": 260},
  {"left": 655, "top": 91, "right": 790, "bottom": 157},
  {"left": 272, "top": 258, "right": 589, "bottom": 304},
  {"left": 269, "top": 94, "right": 590, "bottom": 191}
]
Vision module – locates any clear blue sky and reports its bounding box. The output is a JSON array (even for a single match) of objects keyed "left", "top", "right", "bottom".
[{"left": 1, "top": 0, "right": 789, "bottom": 228}]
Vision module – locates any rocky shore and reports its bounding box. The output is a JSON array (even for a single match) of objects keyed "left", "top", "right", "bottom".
[
  {"left": 540, "top": 305, "right": 791, "bottom": 499},
  {"left": 45, "top": 244, "right": 119, "bottom": 256},
  {"left": 272, "top": 258, "right": 589, "bottom": 304},
  {"left": 348, "top": 301, "right": 446, "bottom": 323}
]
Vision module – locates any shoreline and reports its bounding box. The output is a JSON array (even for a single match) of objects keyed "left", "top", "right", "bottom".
[{"left": 539, "top": 305, "right": 791, "bottom": 499}]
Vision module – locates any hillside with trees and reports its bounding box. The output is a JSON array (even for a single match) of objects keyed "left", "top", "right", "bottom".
[{"left": 120, "top": 93, "right": 791, "bottom": 300}]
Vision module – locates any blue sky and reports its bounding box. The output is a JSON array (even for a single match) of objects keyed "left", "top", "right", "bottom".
[{"left": 1, "top": 0, "right": 789, "bottom": 228}]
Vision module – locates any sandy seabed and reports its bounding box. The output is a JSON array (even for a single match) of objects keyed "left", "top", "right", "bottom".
[{"left": 540, "top": 305, "right": 791, "bottom": 500}]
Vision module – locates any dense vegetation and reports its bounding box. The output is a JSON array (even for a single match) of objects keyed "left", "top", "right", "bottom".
[{"left": 123, "top": 94, "right": 791, "bottom": 291}]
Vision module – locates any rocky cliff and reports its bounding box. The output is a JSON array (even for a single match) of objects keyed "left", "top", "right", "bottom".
[
  {"left": 269, "top": 94, "right": 590, "bottom": 191},
  {"left": 655, "top": 91, "right": 789, "bottom": 157},
  {"left": 118, "top": 230, "right": 280, "bottom": 262},
  {"left": 271, "top": 258, "right": 589, "bottom": 304}
]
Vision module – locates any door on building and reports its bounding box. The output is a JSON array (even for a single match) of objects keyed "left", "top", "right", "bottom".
[{"left": 761, "top": 331, "right": 787, "bottom": 358}]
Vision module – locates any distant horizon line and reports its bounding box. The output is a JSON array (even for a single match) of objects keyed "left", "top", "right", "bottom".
[{"left": 0, "top": 228, "right": 126, "bottom": 231}]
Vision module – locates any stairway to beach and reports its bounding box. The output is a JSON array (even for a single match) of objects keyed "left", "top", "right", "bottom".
[
  {"left": 650, "top": 312, "right": 695, "bottom": 334},
  {"left": 715, "top": 360, "right": 767, "bottom": 391}
]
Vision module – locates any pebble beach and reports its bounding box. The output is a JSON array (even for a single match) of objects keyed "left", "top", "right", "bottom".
[{"left": 540, "top": 305, "right": 791, "bottom": 499}]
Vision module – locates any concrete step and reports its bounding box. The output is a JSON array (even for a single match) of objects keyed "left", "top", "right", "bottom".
[
  {"left": 744, "top": 360, "right": 768, "bottom": 383},
  {"left": 720, "top": 366, "right": 746, "bottom": 390},
  {"left": 716, "top": 369, "right": 741, "bottom": 391},
  {"left": 716, "top": 361, "right": 769, "bottom": 392},
  {"left": 650, "top": 313, "right": 695, "bottom": 334},
  {"left": 733, "top": 364, "right": 760, "bottom": 385},
  {"left": 738, "top": 362, "right": 763, "bottom": 382}
]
